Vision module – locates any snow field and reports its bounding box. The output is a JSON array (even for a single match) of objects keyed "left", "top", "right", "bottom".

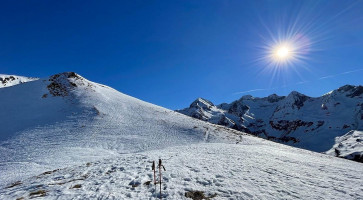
[{"left": 2, "top": 142, "right": 363, "bottom": 199}]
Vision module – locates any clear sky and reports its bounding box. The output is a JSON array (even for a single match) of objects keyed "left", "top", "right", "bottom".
[{"left": 1, "top": 0, "right": 363, "bottom": 109}]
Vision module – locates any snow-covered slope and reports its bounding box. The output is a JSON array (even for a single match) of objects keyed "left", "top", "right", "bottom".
[
  {"left": 0, "top": 74, "right": 38, "bottom": 88},
  {"left": 1, "top": 72, "right": 362, "bottom": 199},
  {"left": 0, "top": 72, "right": 241, "bottom": 188},
  {"left": 2, "top": 143, "right": 363, "bottom": 199},
  {"left": 178, "top": 86, "right": 363, "bottom": 160},
  {"left": 327, "top": 130, "right": 363, "bottom": 162}
]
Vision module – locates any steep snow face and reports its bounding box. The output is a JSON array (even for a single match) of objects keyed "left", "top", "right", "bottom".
[
  {"left": 2, "top": 142, "right": 363, "bottom": 199},
  {"left": 0, "top": 74, "right": 38, "bottom": 88},
  {"left": 0, "top": 72, "right": 242, "bottom": 187},
  {"left": 327, "top": 130, "right": 363, "bottom": 162},
  {"left": 178, "top": 85, "right": 363, "bottom": 156}
]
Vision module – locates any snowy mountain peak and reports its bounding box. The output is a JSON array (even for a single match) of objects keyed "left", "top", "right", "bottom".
[
  {"left": 337, "top": 84, "right": 356, "bottom": 92},
  {"left": 0, "top": 74, "right": 38, "bottom": 88},
  {"left": 190, "top": 97, "right": 215, "bottom": 109},
  {"left": 238, "top": 94, "right": 285, "bottom": 103},
  {"left": 266, "top": 94, "right": 285, "bottom": 103},
  {"left": 240, "top": 95, "right": 253, "bottom": 100},
  {"left": 336, "top": 84, "right": 363, "bottom": 97},
  {"left": 287, "top": 90, "right": 308, "bottom": 98},
  {"left": 49, "top": 71, "right": 81, "bottom": 80},
  {"left": 46, "top": 72, "right": 94, "bottom": 97},
  {"left": 48, "top": 72, "right": 87, "bottom": 84},
  {"left": 283, "top": 91, "right": 310, "bottom": 109}
]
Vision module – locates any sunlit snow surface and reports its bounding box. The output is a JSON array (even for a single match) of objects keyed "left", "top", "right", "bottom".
[
  {"left": 0, "top": 74, "right": 38, "bottom": 88},
  {"left": 2, "top": 143, "right": 363, "bottom": 199},
  {"left": 1, "top": 73, "right": 362, "bottom": 199}
]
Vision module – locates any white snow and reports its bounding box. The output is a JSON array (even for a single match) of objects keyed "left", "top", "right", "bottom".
[
  {"left": 1, "top": 142, "right": 363, "bottom": 199},
  {"left": 0, "top": 74, "right": 38, "bottom": 88},
  {"left": 1, "top": 72, "right": 362, "bottom": 199},
  {"left": 327, "top": 130, "right": 363, "bottom": 161}
]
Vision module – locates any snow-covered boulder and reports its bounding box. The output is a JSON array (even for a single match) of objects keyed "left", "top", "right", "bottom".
[{"left": 327, "top": 130, "right": 363, "bottom": 162}]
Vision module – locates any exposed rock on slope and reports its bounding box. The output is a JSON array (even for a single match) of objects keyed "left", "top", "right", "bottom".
[
  {"left": 0, "top": 74, "right": 38, "bottom": 88},
  {"left": 46, "top": 72, "right": 95, "bottom": 97}
]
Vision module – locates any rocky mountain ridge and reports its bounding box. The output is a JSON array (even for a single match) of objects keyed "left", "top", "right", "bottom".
[{"left": 178, "top": 85, "right": 363, "bottom": 161}]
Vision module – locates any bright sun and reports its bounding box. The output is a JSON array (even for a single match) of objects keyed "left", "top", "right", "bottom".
[
  {"left": 260, "top": 35, "right": 311, "bottom": 68},
  {"left": 276, "top": 46, "right": 289, "bottom": 58},
  {"left": 271, "top": 43, "right": 294, "bottom": 62}
]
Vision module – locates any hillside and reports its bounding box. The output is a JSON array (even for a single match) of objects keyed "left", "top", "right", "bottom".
[
  {"left": 0, "top": 72, "right": 240, "bottom": 188},
  {"left": 1, "top": 72, "right": 362, "bottom": 199},
  {"left": 178, "top": 86, "right": 363, "bottom": 162}
]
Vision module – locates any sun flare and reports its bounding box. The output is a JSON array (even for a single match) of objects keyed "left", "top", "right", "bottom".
[
  {"left": 272, "top": 43, "right": 294, "bottom": 62},
  {"left": 276, "top": 46, "right": 289, "bottom": 58}
]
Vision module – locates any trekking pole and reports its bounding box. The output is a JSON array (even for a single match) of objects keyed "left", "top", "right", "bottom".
[
  {"left": 152, "top": 161, "right": 156, "bottom": 191},
  {"left": 159, "top": 159, "right": 162, "bottom": 199},
  {"left": 158, "top": 159, "right": 166, "bottom": 199}
]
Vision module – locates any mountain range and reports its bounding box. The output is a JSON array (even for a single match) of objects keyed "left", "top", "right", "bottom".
[{"left": 178, "top": 85, "right": 363, "bottom": 162}]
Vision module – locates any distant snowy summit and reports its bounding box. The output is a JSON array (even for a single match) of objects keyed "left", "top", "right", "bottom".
[
  {"left": 0, "top": 74, "right": 38, "bottom": 88},
  {"left": 178, "top": 85, "right": 363, "bottom": 162}
]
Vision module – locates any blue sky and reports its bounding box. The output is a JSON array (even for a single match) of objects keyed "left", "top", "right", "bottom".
[{"left": 1, "top": 0, "right": 363, "bottom": 109}]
